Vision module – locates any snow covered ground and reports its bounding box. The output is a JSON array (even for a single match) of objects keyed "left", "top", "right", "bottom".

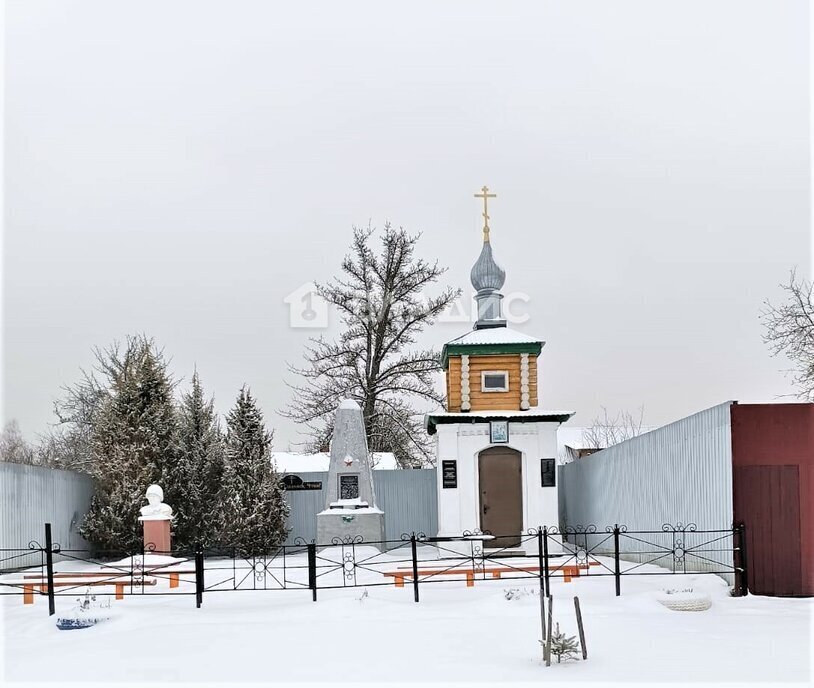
[{"left": 1, "top": 550, "right": 811, "bottom": 686}]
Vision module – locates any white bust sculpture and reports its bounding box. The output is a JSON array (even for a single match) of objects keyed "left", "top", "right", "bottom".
[{"left": 138, "top": 484, "right": 173, "bottom": 520}]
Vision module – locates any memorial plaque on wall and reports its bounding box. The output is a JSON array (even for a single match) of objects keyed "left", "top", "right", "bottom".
[
  {"left": 442, "top": 460, "right": 458, "bottom": 488},
  {"left": 541, "top": 458, "right": 556, "bottom": 487},
  {"left": 339, "top": 474, "right": 360, "bottom": 499},
  {"left": 281, "top": 475, "right": 323, "bottom": 491}
]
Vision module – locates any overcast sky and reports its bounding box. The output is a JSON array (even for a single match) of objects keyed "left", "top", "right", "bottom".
[{"left": 3, "top": 0, "right": 810, "bottom": 449}]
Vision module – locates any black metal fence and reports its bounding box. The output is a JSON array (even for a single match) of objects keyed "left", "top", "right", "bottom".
[{"left": 0, "top": 522, "right": 748, "bottom": 616}]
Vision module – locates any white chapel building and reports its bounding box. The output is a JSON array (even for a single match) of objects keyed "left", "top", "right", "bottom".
[{"left": 426, "top": 190, "right": 574, "bottom": 548}]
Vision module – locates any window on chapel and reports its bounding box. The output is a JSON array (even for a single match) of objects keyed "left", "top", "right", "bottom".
[{"left": 481, "top": 371, "right": 509, "bottom": 392}]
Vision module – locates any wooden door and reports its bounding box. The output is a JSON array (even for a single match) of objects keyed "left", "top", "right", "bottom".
[
  {"left": 478, "top": 447, "right": 522, "bottom": 548},
  {"left": 733, "top": 465, "right": 802, "bottom": 596}
]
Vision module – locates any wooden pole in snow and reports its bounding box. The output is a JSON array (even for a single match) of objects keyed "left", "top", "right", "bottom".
[
  {"left": 545, "top": 595, "right": 553, "bottom": 667},
  {"left": 574, "top": 596, "right": 587, "bottom": 660}
]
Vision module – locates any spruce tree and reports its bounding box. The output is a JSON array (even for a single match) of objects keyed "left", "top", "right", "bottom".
[
  {"left": 80, "top": 336, "right": 177, "bottom": 551},
  {"left": 221, "top": 387, "right": 288, "bottom": 556},
  {"left": 172, "top": 371, "right": 224, "bottom": 549}
]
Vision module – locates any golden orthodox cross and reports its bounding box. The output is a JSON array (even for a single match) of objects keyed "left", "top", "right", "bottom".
[{"left": 474, "top": 185, "right": 496, "bottom": 242}]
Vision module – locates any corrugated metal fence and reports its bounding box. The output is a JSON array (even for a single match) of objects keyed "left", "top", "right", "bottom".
[
  {"left": 0, "top": 462, "right": 95, "bottom": 569},
  {"left": 284, "top": 469, "right": 438, "bottom": 546},
  {"left": 1, "top": 465, "right": 438, "bottom": 556},
  {"left": 558, "top": 402, "right": 735, "bottom": 573}
]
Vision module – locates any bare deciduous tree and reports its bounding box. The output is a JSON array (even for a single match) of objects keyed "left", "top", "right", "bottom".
[
  {"left": 0, "top": 420, "right": 76, "bottom": 469},
  {"left": 283, "top": 224, "right": 459, "bottom": 467},
  {"left": 582, "top": 406, "right": 645, "bottom": 450},
  {"left": 47, "top": 360, "right": 108, "bottom": 472},
  {"left": 762, "top": 268, "right": 814, "bottom": 400},
  {"left": 0, "top": 420, "right": 36, "bottom": 465}
]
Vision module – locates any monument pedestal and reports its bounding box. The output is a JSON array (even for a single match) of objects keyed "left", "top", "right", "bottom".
[
  {"left": 317, "top": 399, "right": 387, "bottom": 549},
  {"left": 317, "top": 509, "right": 385, "bottom": 549},
  {"left": 140, "top": 517, "right": 172, "bottom": 553}
]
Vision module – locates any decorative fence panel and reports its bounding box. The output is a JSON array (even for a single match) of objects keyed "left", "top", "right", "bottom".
[{"left": 1, "top": 522, "right": 747, "bottom": 617}]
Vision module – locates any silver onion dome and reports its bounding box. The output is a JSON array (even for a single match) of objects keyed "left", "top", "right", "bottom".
[{"left": 470, "top": 240, "right": 506, "bottom": 293}]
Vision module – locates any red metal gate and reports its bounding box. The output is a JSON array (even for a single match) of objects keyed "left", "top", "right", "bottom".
[{"left": 733, "top": 464, "right": 802, "bottom": 596}]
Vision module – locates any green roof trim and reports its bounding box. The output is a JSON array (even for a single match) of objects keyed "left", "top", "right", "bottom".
[{"left": 441, "top": 342, "right": 543, "bottom": 369}]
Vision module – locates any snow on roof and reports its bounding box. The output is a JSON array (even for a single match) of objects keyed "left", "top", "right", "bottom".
[
  {"left": 429, "top": 408, "right": 574, "bottom": 419},
  {"left": 557, "top": 425, "right": 593, "bottom": 451},
  {"left": 425, "top": 407, "right": 574, "bottom": 433},
  {"left": 271, "top": 452, "right": 398, "bottom": 473},
  {"left": 445, "top": 326, "right": 543, "bottom": 347}
]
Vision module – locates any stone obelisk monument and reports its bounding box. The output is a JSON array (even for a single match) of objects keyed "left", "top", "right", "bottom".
[{"left": 316, "top": 399, "right": 385, "bottom": 548}]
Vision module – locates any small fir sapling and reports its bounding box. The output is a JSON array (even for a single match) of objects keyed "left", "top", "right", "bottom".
[{"left": 540, "top": 623, "right": 580, "bottom": 663}]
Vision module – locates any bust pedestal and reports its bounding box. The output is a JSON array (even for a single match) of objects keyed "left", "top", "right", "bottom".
[{"left": 140, "top": 517, "right": 172, "bottom": 553}]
